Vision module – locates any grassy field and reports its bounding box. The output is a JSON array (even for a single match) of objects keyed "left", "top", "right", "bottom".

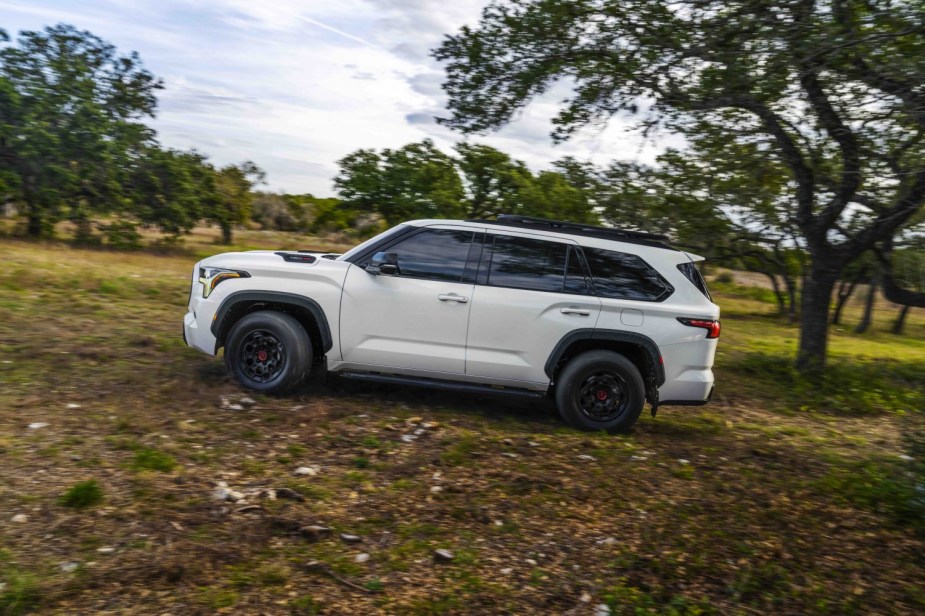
[{"left": 0, "top": 230, "right": 923, "bottom": 615}]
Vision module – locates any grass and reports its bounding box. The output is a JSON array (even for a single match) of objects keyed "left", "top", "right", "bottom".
[
  {"left": 129, "top": 448, "right": 178, "bottom": 472},
  {"left": 0, "top": 229, "right": 923, "bottom": 614},
  {"left": 59, "top": 480, "right": 104, "bottom": 509}
]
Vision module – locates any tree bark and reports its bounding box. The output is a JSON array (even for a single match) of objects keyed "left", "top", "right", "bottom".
[
  {"left": 220, "top": 223, "right": 232, "bottom": 245},
  {"left": 796, "top": 261, "right": 839, "bottom": 373},
  {"left": 854, "top": 273, "right": 878, "bottom": 334},
  {"left": 783, "top": 273, "right": 799, "bottom": 323},
  {"left": 892, "top": 305, "right": 911, "bottom": 335},
  {"left": 831, "top": 268, "right": 865, "bottom": 325},
  {"left": 26, "top": 200, "right": 42, "bottom": 237}
]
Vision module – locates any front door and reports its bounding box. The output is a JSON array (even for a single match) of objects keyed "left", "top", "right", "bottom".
[{"left": 339, "top": 226, "right": 477, "bottom": 374}]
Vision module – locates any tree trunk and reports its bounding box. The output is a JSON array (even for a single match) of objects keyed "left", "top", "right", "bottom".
[
  {"left": 854, "top": 274, "right": 878, "bottom": 334},
  {"left": 783, "top": 273, "right": 799, "bottom": 323},
  {"left": 796, "top": 261, "right": 839, "bottom": 373},
  {"left": 221, "top": 223, "right": 232, "bottom": 245},
  {"left": 26, "top": 198, "right": 43, "bottom": 237},
  {"left": 831, "top": 270, "right": 863, "bottom": 325},
  {"left": 891, "top": 305, "right": 911, "bottom": 335}
]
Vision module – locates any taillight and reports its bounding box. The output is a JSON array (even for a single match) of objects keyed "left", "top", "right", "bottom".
[{"left": 677, "top": 317, "right": 721, "bottom": 339}]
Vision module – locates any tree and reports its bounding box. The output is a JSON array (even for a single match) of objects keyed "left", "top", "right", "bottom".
[
  {"left": 0, "top": 25, "right": 161, "bottom": 236},
  {"left": 124, "top": 147, "right": 219, "bottom": 238},
  {"left": 209, "top": 161, "right": 265, "bottom": 244},
  {"left": 334, "top": 139, "right": 600, "bottom": 225},
  {"left": 454, "top": 142, "right": 532, "bottom": 218},
  {"left": 435, "top": 0, "right": 925, "bottom": 373},
  {"left": 335, "top": 140, "right": 466, "bottom": 225}
]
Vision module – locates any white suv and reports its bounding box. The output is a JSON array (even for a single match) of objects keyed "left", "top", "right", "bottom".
[{"left": 183, "top": 216, "right": 719, "bottom": 432}]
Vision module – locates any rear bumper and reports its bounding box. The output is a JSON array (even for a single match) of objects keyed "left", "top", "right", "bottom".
[{"left": 660, "top": 384, "right": 714, "bottom": 407}]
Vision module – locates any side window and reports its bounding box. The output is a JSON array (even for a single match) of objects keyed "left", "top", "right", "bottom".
[
  {"left": 583, "top": 247, "right": 674, "bottom": 302},
  {"left": 564, "top": 246, "right": 593, "bottom": 295},
  {"left": 383, "top": 229, "right": 474, "bottom": 282},
  {"left": 487, "top": 235, "right": 568, "bottom": 292}
]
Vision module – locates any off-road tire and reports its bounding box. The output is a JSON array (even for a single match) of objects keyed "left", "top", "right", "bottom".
[
  {"left": 555, "top": 350, "right": 646, "bottom": 432},
  {"left": 224, "top": 311, "right": 312, "bottom": 394}
]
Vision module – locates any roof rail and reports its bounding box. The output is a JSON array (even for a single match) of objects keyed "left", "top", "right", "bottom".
[{"left": 468, "top": 215, "right": 674, "bottom": 250}]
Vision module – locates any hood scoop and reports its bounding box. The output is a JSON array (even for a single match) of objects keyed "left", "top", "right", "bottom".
[{"left": 275, "top": 252, "right": 318, "bottom": 264}]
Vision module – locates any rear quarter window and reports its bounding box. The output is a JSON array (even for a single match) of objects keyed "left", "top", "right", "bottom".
[
  {"left": 582, "top": 247, "right": 674, "bottom": 302},
  {"left": 677, "top": 261, "right": 712, "bottom": 300}
]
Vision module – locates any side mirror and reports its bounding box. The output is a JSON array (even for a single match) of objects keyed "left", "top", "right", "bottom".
[{"left": 366, "top": 252, "right": 400, "bottom": 276}]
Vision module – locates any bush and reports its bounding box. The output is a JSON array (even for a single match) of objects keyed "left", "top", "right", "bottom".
[
  {"left": 60, "top": 479, "right": 104, "bottom": 509},
  {"left": 99, "top": 220, "right": 142, "bottom": 250}
]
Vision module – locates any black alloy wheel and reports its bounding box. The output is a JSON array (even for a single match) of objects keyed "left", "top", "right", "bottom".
[
  {"left": 239, "top": 329, "right": 287, "bottom": 384},
  {"left": 577, "top": 372, "right": 629, "bottom": 422}
]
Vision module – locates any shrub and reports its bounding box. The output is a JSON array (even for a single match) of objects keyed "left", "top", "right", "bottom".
[
  {"left": 60, "top": 479, "right": 104, "bottom": 509},
  {"left": 99, "top": 220, "right": 142, "bottom": 250}
]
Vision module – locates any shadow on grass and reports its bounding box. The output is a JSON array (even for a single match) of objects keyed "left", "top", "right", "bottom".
[{"left": 321, "top": 375, "right": 561, "bottom": 429}]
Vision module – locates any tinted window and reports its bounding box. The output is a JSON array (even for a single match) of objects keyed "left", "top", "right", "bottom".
[
  {"left": 583, "top": 247, "right": 673, "bottom": 301},
  {"left": 677, "top": 261, "right": 711, "bottom": 300},
  {"left": 564, "top": 246, "right": 593, "bottom": 295},
  {"left": 487, "top": 235, "right": 567, "bottom": 292},
  {"left": 384, "top": 229, "right": 474, "bottom": 282}
]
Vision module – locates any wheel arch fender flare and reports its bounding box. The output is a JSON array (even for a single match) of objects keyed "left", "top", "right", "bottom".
[
  {"left": 210, "top": 291, "right": 333, "bottom": 355},
  {"left": 544, "top": 328, "right": 665, "bottom": 388}
]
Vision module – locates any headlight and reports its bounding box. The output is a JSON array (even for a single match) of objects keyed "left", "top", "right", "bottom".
[{"left": 198, "top": 266, "right": 250, "bottom": 298}]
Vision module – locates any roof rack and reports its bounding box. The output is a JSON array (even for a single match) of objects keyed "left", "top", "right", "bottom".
[{"left": 468, "top": 215, "right": 675, "bottom": 250}]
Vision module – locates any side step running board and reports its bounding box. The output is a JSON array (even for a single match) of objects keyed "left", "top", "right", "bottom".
[{"left": 337, "top": 372, "right": 548, "bottom": 400}]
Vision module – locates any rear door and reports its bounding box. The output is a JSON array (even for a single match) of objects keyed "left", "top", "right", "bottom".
[
  {"left": 339, "top": 226, "right": 478, "bottom": 374},
  {"left": 465, "top": 232, "right": 602, "bottom": 385}
]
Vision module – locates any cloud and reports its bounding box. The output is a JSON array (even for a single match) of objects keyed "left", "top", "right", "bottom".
[{"left": 2, "top": 0, "right": 677, "bottom": 195}]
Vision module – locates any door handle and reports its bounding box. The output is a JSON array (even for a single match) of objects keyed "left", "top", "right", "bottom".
[
  {"left": 438, "top": 293, "right": 469, "bottom": 303},
  {"left": 561, "top": 307, "right": 591, "bottom": 316}
]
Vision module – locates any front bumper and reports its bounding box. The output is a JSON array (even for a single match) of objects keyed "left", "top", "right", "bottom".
[{"left": 184, "top": 309, "right": 218, "bottom": 355}]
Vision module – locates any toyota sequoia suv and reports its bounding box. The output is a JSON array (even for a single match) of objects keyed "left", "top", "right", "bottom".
[{"left": 183, "top": 215, "right": 720, "bottom": 432}]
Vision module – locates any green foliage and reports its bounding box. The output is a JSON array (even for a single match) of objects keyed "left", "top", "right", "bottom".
[
  {"left": 734, "top": 353, "right": 925, "bottom": 416},
  {"left": 126, "top": 147, "right": 219, "bottom": 239},
  {"left": 334, "top": 139, "right": 601, "bottom": 225},
  {"left": 290, "top": 595, "right": 323, "bottom": 615},
  {"left": 440, "top": 432, "right": 479, "bottom": 466},
  {"left": 0, "top": 25, "right": 161, "bottom": 237},
  {"left": 335, "top": 139, "right": 466, "bottom": 225},
  {"left": 209, "top": 161, "right": 265, "bottom": 244},
  {"left": 60, "top": 479, "right": 104, "bottom": 509},
  {"left": 816, "top": 460, "right": 925, "bottom": 535},
  {"left": 0, "top": 569, "right": 41, "bottom": 615},
  {"left": 98, "top": 220, "right": 142, "bottom": 250},
  {"left": 130, "top": 448, "right": 177, "bottom": 472},
  {"left": 434, "top": 0, "right": 925, "bottom": 371}
]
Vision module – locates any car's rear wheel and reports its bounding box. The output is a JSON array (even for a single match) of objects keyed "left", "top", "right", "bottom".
[
  {"left": 555, "top": 350, "right": 645, "bottom": 432},
  {"left": 224, "top": 311, "right": 312, "bottom": 394}
]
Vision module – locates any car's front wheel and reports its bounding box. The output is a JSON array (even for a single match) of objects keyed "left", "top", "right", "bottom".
[
  {"left": 224, "top": 311, "right": 312, "bottom": 394},
  {"left": 555, "top": 350, "right": 646, "bottom": 432}
]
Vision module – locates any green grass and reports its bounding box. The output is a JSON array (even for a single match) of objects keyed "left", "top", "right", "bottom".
[
  {"left": 1, "top": 233, "right": 924, "bottom": 615},
  {"left": 129, "top": 448, "right": 177, "bottom": 472},
  {"left": 59, "top": 480, "right": 104, "bottom": 509}
]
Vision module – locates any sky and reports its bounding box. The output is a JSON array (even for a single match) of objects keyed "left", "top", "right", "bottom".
[{"left": 1, "top": 0, "right": 671, "bottom": 196}]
